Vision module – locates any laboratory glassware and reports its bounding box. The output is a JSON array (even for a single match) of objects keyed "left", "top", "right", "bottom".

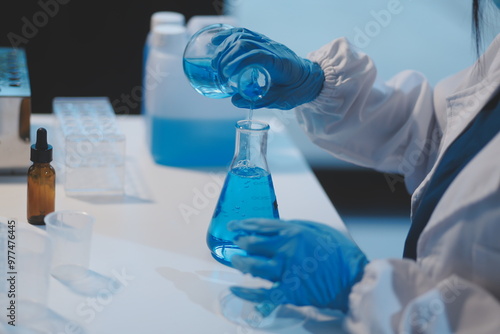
[
  {"left": 183, "top": 24, "right": 271, "bottom": 102},
  {"left": 210, "top": 121, "right": 309, "bottom": 328},
  {"left": 53, "top": 97, "right": 126, "bottom": 196},
  {"left": 207, "top": 120, "right": 279, "bottom": 267},
  {"left": 27, "top": 127, "right": 55, "bottom": 225},
  {"left": 45, "top": 210, "right": 95, "bottom": 282}
]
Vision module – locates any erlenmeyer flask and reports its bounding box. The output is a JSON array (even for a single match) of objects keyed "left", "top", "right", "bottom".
[{"left": 207, "top": 120, "right": 279, "bottom": 266}]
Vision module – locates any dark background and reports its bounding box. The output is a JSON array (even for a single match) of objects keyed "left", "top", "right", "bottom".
[{"left": 0, "top": 0, "right": 222, "bottom": 114}]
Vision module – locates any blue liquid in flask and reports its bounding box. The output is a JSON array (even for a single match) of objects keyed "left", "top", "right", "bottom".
[{"left": 207, "top": 165, "right": 279, "bottom": 266}]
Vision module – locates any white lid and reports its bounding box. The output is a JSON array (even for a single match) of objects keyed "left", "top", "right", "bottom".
[
  {"left": 151, "top": 12, "right": 185, "bottom": 30},
  {"left": 186, "top": 15, "right": 238, "bottom": 37},
  {"left": 151, "top": 25, "right": 187, "bottom": 54}
]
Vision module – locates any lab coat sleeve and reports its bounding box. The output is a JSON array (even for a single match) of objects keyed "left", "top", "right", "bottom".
[
  {"left": 344, "top": 153, "right": 500, "bottom": 332},
  {"left": 345, "top": 259, "right": 500, "bottom": 333},
  {"left": 294, "top": 38, "right": 439, "bottom": 191}
]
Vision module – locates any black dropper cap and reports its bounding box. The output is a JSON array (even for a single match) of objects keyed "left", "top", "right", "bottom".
[{"left": 30, "top": 128, "right": 53, "bottom": 163}]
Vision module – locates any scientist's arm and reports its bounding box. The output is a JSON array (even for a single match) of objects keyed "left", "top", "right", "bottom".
[
  {"left": 213, "top": 30, "right": 438, "bottom": 191},
  {"left": 212, "top": 27, "right": 325, "bottom": 110},
  {"left": 294, "top": 37, "right": 437, "bottom": 186}
]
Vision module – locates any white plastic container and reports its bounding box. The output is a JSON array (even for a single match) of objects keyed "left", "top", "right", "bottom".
[
  {"left": 142, "top": 11, "right": 186, "bottom": 114},
  {"left": 150, "top": 12, "right": 185, "bottom": 30},
  {"left": 144, "top": 24, "right": 245, "bottom": 167}
]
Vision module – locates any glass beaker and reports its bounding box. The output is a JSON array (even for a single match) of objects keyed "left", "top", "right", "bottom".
[
  {"left": 183, "top": 24, "right": 271, "bottom": 102},
  {"left": 45, "top": 210, "right": 95, "bottom": 282},
  {"left": 207, "top": 120, "right": 279, "bottom": 266}
]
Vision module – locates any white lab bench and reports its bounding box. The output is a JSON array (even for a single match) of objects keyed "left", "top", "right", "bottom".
[{"left": 0, "top": 114, "right": 348, "bottom": 333}]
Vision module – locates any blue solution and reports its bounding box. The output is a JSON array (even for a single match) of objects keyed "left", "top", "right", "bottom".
[
  {"left": 184, "top": 58, "right": 269, "bottom": 101},
  {"left": 150, "top": 116, "right": 236, "bottom": 167},
  {"left": 184, "top": 57, "right": 231, "bottom": 98},
  {"left": 207, "top": 166, "right": 279, "bottom": 266}
]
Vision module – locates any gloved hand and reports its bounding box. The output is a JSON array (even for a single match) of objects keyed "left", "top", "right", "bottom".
[
  {"left": 211, "top": 28, "right": 325, "bottom": 110},
  {"left": 228, "top": 219, "right": 369, "bottom": 312}
]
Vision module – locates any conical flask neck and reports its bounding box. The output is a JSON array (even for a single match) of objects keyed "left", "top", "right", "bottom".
[{"left": 231, "top": 120, "right": 270, "bottom": 171}]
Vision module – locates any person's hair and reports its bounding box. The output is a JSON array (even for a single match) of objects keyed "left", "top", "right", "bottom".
[{"left": 472, "top": 0, "right": 483, "bottom": 55}]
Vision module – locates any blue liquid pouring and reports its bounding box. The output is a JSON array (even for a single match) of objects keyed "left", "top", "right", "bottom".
[{"left": 207, "top": 166, "right": 279, "bottom": 266}]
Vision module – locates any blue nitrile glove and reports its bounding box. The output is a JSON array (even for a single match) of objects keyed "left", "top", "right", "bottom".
[
  {"left": 212, "top": 28, "right": 325, "bottom": 110},
  {"left": 227, "top": 219, "right": 369, "bottom": 313}
]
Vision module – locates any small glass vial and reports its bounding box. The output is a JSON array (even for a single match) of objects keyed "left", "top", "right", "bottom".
[{"left": 27, "top": 128, "right": 55, "bottom": 225}]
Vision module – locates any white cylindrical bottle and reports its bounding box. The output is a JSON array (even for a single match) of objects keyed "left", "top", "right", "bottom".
[
  {"left": 142, "top": 11, "right": 185, "bottom": 114},
  {"left": 145, "top": 24, "right": 245, "bottom": 167},
  {"left": 151, "top": 12, "right": 185, "bottom": 30}
]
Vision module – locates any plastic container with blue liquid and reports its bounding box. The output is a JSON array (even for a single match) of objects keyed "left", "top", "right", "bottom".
[{"left": 144, "top": 23, "right": 245, "bottom": 167}]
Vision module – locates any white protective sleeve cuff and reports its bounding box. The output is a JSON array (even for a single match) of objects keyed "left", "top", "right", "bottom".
[
  {"left": 294, "top": 38, "right": 436, "bottom": 191},
  {"left": 345, "top": 259, "right": 500, "bottom": 333}
]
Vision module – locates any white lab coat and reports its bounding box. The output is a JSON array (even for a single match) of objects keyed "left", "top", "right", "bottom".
[{"left": 295, "top": 34, "right": 500, "bottom": 333}]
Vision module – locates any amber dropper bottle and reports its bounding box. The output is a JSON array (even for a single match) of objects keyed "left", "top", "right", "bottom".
[{"left": 27, "top": 127, "right": 55, "bottom": 225}]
